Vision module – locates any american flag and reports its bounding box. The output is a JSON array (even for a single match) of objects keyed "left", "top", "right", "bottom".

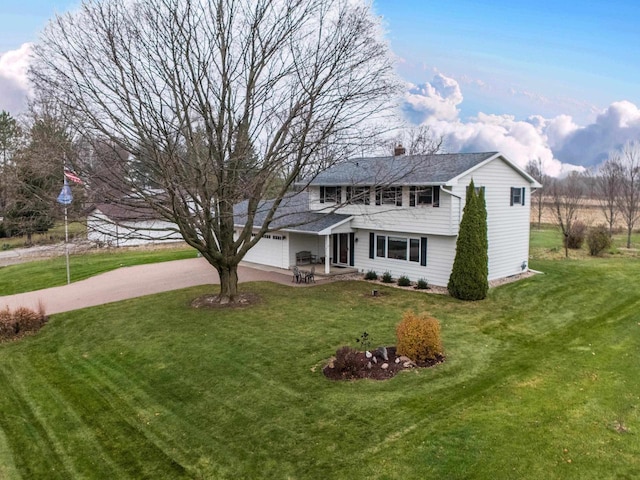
[{"left": 64, "top": 168, "right": 83, "bottom": 184}]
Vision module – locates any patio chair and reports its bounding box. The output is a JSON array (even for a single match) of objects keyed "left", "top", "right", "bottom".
[
  {"left": 292, "top": 266, "right": 302, "bottom": 283},
  {"left": 305, "top": 266, "right": 315, "bottom": 283}
]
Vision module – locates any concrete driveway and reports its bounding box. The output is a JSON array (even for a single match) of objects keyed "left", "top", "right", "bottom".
[{"left": 0, "top": 258, "right": 304, "bottom": 315}]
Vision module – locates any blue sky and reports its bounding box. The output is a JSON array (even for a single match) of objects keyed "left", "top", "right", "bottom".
[
  {"left": 1, "top": 0, "right": 640, "bottom": 173},
  {"left": 374, "top": 0, "right": 640, "bottom": 122}
]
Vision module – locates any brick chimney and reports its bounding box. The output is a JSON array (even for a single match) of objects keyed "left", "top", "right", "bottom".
[{"left": 394, "top": 143, "right": 406, "bottom": 156}]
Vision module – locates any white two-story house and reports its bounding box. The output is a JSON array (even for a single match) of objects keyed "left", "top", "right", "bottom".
[{"left": 235, "top": 151, "right": 541, "bottom": 287}]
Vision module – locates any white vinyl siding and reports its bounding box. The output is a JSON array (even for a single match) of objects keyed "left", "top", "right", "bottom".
[
  {"left": 87, "top": 210, "right": 183, "bottom": 247},
  {"left": 456, "top": 158, "right": 531, "bottom": 281},
  {"left": 355, "top": 229, "right": 455, "bottom": 286}
]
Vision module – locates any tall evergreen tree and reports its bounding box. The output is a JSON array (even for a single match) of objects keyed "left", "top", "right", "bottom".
[
  {"left": 447, "top": 180, "right": 489, "bottom": 300},
  {"left": 0, "top": 111, "right": 21, "bottom": 216},
  {"left": 5, "top": 112, "right": 72, "bottom": 243}
]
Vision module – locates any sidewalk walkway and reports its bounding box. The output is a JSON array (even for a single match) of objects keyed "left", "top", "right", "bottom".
[{"left": 0, "top": 258, "right": 318, "bottom": 315}]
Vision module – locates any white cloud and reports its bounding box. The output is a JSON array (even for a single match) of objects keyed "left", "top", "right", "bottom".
[
  {"left": 402, "top": 73, "right": 462, "bottom": 123},
  {"left": 400, "top": 74, "right": 640, "bottom": 176},
  {"left": 0, "top": 43, "right": 32, "bottom": 113},
  {"left": 554, "top": 101, "right": 640, "bottom": 167}
]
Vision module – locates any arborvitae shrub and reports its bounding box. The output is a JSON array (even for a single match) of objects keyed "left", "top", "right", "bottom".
[
  {"left": 397, "top": 275, "right": 411, "bottom": 287},
  {"left": 364, "top": 270, "right": 378, "bottom": 280},
  {"left": 333, "top": 346, "right": 361, "bottom": 376},
  {"left": 587, "top": 225, "right": 612, "bottom": 256},
  {"left": 415, "top": 278, "right": 429, "bottom": 290},
  {"left": 396, "top": 310, "right": 444, "bottom": 363},
  {"left": 381, "top": 271, "right": 393, "bottom": 283},
  {"left": 448, "top": 180, "right": 488, "bottom": 300},
  {"left": 565, "top": 221, "right": 586, "bottom": 249}
]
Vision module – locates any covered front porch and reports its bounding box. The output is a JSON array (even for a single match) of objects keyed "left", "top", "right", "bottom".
[{"left": 288, "top": 219, "right": 357, "bottom": 275}]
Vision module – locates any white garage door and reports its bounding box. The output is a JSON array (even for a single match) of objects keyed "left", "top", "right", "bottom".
[{"left": 242, "top": 234, "right": 288, "bottom": 268}]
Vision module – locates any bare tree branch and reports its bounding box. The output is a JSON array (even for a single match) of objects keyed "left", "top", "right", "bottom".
[{"left": 31, "top": 0, "right": 398, "bottom": 301}]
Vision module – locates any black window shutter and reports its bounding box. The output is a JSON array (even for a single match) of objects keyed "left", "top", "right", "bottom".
[
  {"left": 375, "top": 187, "right": 381, "bottom": 205},
  {"left": 433, "top": 186, "right": 440, "bottom": 207},
  {"left": 420, "top": 237, "right": 427, "bottom": 266},
  {"left": 396, "top": 187, "right": 403, "bottom": 206},
  {"left": 410, "top": 187, "right": 416, "bottom": 207},
  {"left": 349, "top": 233, "right": 355, "bottom": 266},
  {"left": 510, "top": 187, "right": 514, "bottom": 206},
  {"left": 336, "top": 187, "right": 342, "bottom": 203},
  {"left": 320, "top": 186, "right": 325, "bottom": 204},
  {"left": 369, "top": 232, "right": 375, "bottom": 259},
  {"left": 521, "top": 187, "right": 526, "bottom": 205}
]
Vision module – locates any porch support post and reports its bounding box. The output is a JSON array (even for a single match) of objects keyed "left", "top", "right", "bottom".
[{"left": 324, "top": 235, "right": 331, "bottom": 274}]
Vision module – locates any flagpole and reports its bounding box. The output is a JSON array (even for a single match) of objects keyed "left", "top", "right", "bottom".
[
  {"left": 58, "top": 161, "right": 81, "bottom": 285},
  {"left": 64, "top": 202, "right": 70, "bottom": 285}
]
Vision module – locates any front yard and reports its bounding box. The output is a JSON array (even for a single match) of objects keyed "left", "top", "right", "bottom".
[{"left": 0, "top": 254, "right": 639, "bottom": 478}]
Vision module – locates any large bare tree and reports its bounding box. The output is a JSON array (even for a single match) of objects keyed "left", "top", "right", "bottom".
[
  {"left": 31, "top": 0, "right": 397, "bottom": 301},
  {"left": 525, "top": 158, "right": 548, "bottom": 230},
  {"left": 387, "top": 125, "right": 444, "bottom": 156},
  {"left": 615, "top": 141, "right": 640, "bottom": 248},
  {"left": 596, "top": 154, "right": 622, "bottom": 237},
  {"left": 548, "top": 172, "right": 587, "bottom": 258}
]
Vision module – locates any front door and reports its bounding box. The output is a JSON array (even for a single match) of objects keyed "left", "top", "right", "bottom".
[{"left": 339, "top": 233, "right": 348, "bottom": 264}]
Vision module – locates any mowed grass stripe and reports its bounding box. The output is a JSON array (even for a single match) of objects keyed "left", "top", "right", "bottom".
[{"left": 1, "top": 257, "right": 640, "bottom": 478}]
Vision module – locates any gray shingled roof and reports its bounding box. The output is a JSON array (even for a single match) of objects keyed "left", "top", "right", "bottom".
[
  {"left": 234, "top": 191, "right": 350, "bottom": 233},
  {"left": 305, "top": 152, "right": 499, "bottom": 186},
  {"left": 90, "top": 202, "right": 160, "bottom": 221}
]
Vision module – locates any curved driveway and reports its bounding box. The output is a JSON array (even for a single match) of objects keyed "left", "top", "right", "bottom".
[{"left": 0, "top": 258, "right": 303, "bottom": 315}]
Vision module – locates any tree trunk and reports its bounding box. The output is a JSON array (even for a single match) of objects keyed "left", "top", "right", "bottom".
[
  {"left": 217, "top": 264, "right": 239, "bottom": 303},
  {"left": 627, "top": 226, "right": 632, "bottom": 249}
]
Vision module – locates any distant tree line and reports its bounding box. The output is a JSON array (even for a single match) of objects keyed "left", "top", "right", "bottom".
[
  {"left": 526, "top": 140, "right": 640, "bottom": 256},
  {"left": 0, "top": 99, "right": 84, "bottom": 244}
]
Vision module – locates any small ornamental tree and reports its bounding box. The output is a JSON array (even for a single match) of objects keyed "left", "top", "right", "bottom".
[{"left": 447, "top": 180, "right": 489, "bottom": 300}]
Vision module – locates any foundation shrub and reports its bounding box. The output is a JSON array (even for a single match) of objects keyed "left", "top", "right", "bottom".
[
  {"left": 381, "top": 271, "right": 393, "bottom": 283},
  {"left": 364, "top": 270, "right": 378, "bottom": 280},
  {"left": 397, "top": 275, "right": 411, "bottom": 287},
  {"left": 396, "top": 310, "right": 443, "bottom": 362},
  {"left": 415, "top": 278, "right": 429, "bottom": 290}
]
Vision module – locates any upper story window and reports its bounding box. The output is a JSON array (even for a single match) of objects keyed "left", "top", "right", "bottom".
[
  {"left": 409, "top": 186, "right": 440, "bottom": 207},
  {"left": 510, "top": 187, "right": 525, "bottom": 206},
  {"left": 375, "top": 186, "right": 402, "bottom": 206},
  {"left": 320, "top": 186, "right": 341, "bottom": 204},
  {"left": 346, "top": 186, "right": 371, "bottom": 205}
]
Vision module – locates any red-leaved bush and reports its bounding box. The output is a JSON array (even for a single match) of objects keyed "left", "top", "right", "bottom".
[{"left": 0, "top": 303, "right": 47, "bottom": 341}]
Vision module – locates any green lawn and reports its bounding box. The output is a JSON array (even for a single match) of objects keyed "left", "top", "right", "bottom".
[
  {"left": 0, "top": 257, "right": 639, "bottom": 479},
  {"left": 0, "top": 247, "right": 196, "bottom": 295},
  {"left": 530, "top": 223, "right": 640, "bottom": 259}
]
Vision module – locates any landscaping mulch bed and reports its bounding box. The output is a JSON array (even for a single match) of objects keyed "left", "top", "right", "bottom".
[
  {"left": 190, "top": 292, "right": 262, "bottom": 309},
  {"left": 323, "top": 346, "right": 445, "bottom": 381}
]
